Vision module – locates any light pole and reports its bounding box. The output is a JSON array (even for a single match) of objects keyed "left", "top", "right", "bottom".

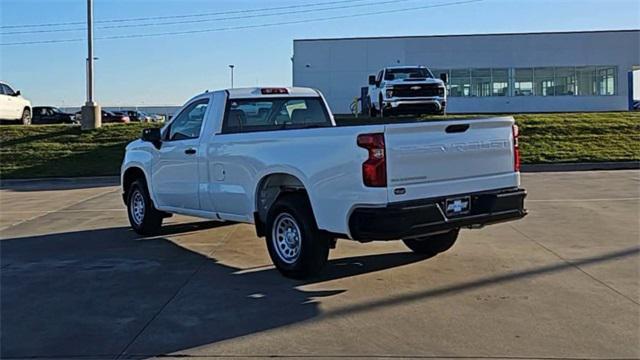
[
  {"left": 229, "top": 64, "right": 235, "bottom": 88},
  {"left": 81, "top": 0, "right": 101, "bottom": 129}
]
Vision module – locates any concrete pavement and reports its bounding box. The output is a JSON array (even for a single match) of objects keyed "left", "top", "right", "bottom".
[{"left": 0, "top": 171, "right": 638, "bottom": 359}]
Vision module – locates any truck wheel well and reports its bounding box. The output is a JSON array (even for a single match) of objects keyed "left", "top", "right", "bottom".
[
  {"left": 254, "top": 173, "right": 307, "bottom": 236},
  {"left": 122, "top": 167, "right": 146, "bottom": 198}
]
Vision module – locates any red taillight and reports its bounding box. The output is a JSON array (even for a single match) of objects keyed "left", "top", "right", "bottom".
[
  {"left": 513, "top": 124, "right": 520, "bottom": 172},
  {"left": 357, "top": 133, "right": 386, "bottom": 187}
]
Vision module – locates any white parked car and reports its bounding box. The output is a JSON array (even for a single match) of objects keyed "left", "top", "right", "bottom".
[
  {"left": 0, "top": 81, "right": 32, "bottom": 124},
  {"left": 121, "top": 87, "right": 526, "bottom": 278}
]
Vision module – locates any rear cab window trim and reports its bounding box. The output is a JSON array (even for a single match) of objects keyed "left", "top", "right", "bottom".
[{"left": 220, "top": 96, "right": 332, "bottom": 135}]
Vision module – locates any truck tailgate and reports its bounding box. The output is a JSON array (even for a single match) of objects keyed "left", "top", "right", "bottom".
[{"left": 384, "top": 117, "right": 519, "bottom": 202}]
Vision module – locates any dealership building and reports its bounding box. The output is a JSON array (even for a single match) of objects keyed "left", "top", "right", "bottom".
[{"left": 292, "top": 30, "right": 640, "bottom": 114}]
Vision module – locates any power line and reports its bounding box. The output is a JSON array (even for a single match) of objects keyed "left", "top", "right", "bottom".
[
  {"left": 0, "top": 0, "right": 372, "bottom": 29},
  {"left": 0, "top": 0, "right": 418, "bottom": 35},
  {"left": 0, "top": 0, "right": 484, "bottom": 46}
]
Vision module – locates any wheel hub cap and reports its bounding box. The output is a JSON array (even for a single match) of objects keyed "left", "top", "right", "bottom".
[
  {"left": 130, "top": 190, "right": 145, "bottom": 225},
  {"left": 272, "top": 213, "right": 301, "bottom": 264}
]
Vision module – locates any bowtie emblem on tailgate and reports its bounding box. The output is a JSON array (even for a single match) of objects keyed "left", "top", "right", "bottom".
[
  {"left": 445, "top": 196, "right": 471, "bottom": 216},
  {"left": 410, "top": 86, "right": 421, "bottom": 90}
]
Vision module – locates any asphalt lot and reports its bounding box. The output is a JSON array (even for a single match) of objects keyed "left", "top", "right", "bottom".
[{"left": 0, "top": 170, "right": 638, "bottom": 359}]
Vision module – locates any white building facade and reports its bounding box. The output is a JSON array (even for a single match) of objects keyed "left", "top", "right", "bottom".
[{"left": 292, "top": 30, "right": 640, "bottom": 114}]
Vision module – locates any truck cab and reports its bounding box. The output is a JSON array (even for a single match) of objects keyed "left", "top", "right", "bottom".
[{"left": 368, "top": 66, "right": 447, "bottom": 117}]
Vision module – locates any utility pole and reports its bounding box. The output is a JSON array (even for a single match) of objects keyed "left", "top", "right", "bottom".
[
  {"left": 229, "top": 64, "right": 235, "bottom": 88},
  {"left": 81, "top": 0, "right": 101, "bottom": 129}
]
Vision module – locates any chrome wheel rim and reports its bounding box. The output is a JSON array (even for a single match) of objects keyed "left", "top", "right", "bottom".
[
  {"left": 272, "top": 213, "right": 302, "bottom": 264},
  {"left": 130, "top": 190, "right": 145, "bottom": 226}
]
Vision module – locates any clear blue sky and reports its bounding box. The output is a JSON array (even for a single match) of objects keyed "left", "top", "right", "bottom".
[{"left": 1, "top": 0, "right": 638, "bottom": 107}]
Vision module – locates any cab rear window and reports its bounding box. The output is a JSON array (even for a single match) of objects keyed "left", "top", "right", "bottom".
[{"left": 221, "top": 97, "right": 331, "bottom": 134}]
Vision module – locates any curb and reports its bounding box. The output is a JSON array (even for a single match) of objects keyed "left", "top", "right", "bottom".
[
  {"left": 0, "top": 176, "right": 120, "bottom": 187},
  {"left": 521, "top": 161, "right": 639, "bottom": 172}
]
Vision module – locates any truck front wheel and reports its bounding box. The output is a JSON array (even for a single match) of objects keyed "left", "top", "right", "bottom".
[
  {"left": 402, "top": 229, "right": 459, "bottom": 256},
  {"left": 266, "top": 193, "right": 330, "bottom": 279},
  {"left": 127, "top": 179, "right": 163, "bottom": 235}
]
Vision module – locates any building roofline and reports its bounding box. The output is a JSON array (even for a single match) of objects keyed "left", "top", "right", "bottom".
[{"left": 294, "top": 29, "right": 640, "bottom": 42}]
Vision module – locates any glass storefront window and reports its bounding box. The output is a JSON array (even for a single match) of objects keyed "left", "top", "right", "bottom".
[
  {"left": 534, "top": 67, "right": 555, "bottom": 96},
  {"left": 471, "top": 68, "right": 491, "bottom": 97},
  {"left": 576, "top": 66, "right": 597, "bottom": 96},
  {"left": 491, "top": 69, "right": 509, "bottom": 96},
  {"left": 597, "top": 66, "right": 616, "bottom": 95},
  {"left": 449, "top": 69, "right": 470, "bottom": 97},
  {"left": 555, "top": 67, "right": 576, "bottom": 95},
  {"left": 425, "top": 65, "right": 616, "bottom": 98},
  {"left": 514, "top": 68, "right": 534, "bottom": 96},
  {"left": 431, "top": 69, "right": 449, "bottom": 80}
]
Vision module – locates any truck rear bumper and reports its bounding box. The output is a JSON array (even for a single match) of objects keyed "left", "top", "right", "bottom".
[{"left": 348, "top": 188, "right": 526, "bottom": 241}]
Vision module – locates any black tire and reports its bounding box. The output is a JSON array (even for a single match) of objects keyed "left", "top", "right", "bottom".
[
  {"left": 403, "top": 229, "right": 459, "bottom": 256},
  {"left": 378, "top": 95, "right": 385, "bottom": 118},
  {"left": 266, "top": 192, "right": 330, "bottom": 279},
  {"left": 21, "top": 108, "right": 31, "bottom": 125},
  {"left": 127, "top": 179, "right": 163, "bottom": 235}
]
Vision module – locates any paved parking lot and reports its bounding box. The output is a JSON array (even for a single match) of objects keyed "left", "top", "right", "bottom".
[{"left": 1, "top": 170, "right": 638, "bottom": 359}]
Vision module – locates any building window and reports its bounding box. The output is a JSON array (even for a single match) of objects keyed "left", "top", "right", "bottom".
[
  {"left": 470, "top": 68, "right": 491, "bottom": 97},
  {"left": 429, "top": 65, "right": 616, "bottom": 98},
  {"left": 597, "top": 66, "right": 616, "bottom": 95},
  {"left": 576, "top": 66, "right": 597, "bottom": 96},
  {"left": 491, "top": 68, "right": 509, "bottom": 96},
  {"left": 514, "top": 68, "right": 534, "bottom": 96},
  {"left": 431, "top": 69, "right": 449, "bottom": 80},
  {"left": 534, "top": 67, "right": 555, "bottom": 96},
  {"left": 555, "top": 67, "right": 576, "bottom": 96},
  {"left": 449, "top": 69, "right": 470, "bottom": 97}
]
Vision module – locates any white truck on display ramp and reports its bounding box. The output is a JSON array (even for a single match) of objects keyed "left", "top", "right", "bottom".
[{"left": 121, "top": 87, "right": 527, "bottom": 279}]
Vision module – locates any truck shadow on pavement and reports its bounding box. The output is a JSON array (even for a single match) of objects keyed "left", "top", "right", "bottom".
[
  {"left": 0, "top": 221, "right": 429, "bottom": 359},
  {"left": 1, "top": 221, "right": 638, "bottom": 359}
]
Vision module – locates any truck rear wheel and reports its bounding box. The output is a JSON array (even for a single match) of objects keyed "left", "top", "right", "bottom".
[
  {"left": 403, "top": 229, "right": 459, "bottom": 256},
  {"left": 266, "top": 193, "right": 330, "bottom": 279},
  {"left": 127, "top": 179, "right": 163, "bottom": 235}
]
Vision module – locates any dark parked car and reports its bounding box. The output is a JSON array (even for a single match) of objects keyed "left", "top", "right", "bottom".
[
  {"left": 102, "top": 110, "right": 130, "bottom": 123},
  {"left": 74, "top": 110, "right": 130, "bottom": 123},
  {"left": 32, "top": 106, "right": 77, "bottom": 124},
  {"left": 118, "top": 110, "right": 152, "bottom": 122}
]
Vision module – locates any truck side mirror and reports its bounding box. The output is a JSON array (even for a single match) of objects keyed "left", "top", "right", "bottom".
[
  {"left": 368, "top": 75, "right": 376, "bottom": 86},
  {"left": 141, "top": 128, "right": 162, "bottom": 148},
  {"left": 439, "top": 73, "right": 448, "bottom": 83},
  {"left": 14, "top": 90, "right": 21, "bottom": 96}
]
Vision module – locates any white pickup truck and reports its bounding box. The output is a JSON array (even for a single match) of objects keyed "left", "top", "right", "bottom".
[
  {"left": 367, "top": 66, "right": 448, "bottom": 117},
  {"left": 121, "top": 87, "right": 526, "bottom": 278}
]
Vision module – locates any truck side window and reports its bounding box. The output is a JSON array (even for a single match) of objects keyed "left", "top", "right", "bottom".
[{"left": 166, "top": 99, "right": 209, "bottom": 141}]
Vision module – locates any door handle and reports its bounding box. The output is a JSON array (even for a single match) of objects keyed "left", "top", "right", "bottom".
[
  {"left": 445, "top": 124, "right": 470, "bottom": 133},
  {"left": 184, "top": 148, "right": 196, "bottom": 155}
]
